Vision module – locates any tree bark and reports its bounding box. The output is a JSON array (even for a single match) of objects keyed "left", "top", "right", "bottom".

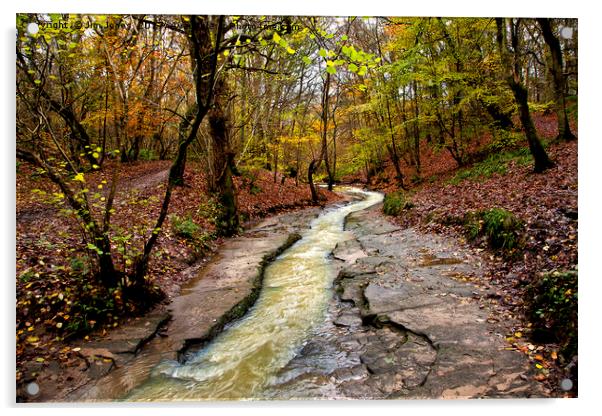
[{"left": 208, "top": 77, "right": 240, "bottom": 236}]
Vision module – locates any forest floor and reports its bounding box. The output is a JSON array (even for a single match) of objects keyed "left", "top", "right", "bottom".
[
  {"left": 16, "top": 162, "right": 341, "bottom": 399},
  {"left": 365, "top": 114, "right": 578, "bottom": 397}
]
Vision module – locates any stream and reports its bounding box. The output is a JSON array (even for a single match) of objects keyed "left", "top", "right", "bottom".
[{"left": 124, "top": 188, "right": 383, "bottom": 401}]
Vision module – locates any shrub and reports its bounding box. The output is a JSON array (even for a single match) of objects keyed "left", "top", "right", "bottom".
[
  {"left": 138, "top": 148, "right": 157, "bottom": 161},
  {"left": 383, "top": 191, "right": 414, "bottom": 216},
  {"left": 196, "top": 198, "right": 222, "bottom": 226},
  {"left": 464, "top": 208, "right": 523, "bottom": 252},
  {"left": 487, "top": 129, "right": 523, "bottom": 154},
  {"left": 170, "top": 214, "right": 201, "bottom": 240},
  {"left": 526, "top": 269, "right": 578, "bottom": 359},
  {"left": 250, "top": 183, "right": 262, "bottom": 195}
]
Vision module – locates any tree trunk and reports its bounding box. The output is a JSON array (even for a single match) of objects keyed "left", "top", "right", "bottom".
[
  {"left": 537, "top": 18, "right": 576, "bottom": 141},
  {"left": 208, "top": 77, "right": 240, "bottom": 236},
  {"left": 412, "top": 81, "right": 421, "bottom": 177},
  {"left": 496, "top": 18, "right": 554, "bottom": 173},
  {"left": 308, "top": 159, "right": 320, "bottom": 204},
  {"left": 384, "top": 95, "right": 405, "bottom": 188},
  {"left": 172, "top": 104, "right": 197, "bottom": 185}
]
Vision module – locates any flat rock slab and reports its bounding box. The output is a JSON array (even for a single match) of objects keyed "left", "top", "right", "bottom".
[
  {"left": 265, "top": 205, "right": 547, "bottom": 399},
  {"left": 74, "top": 311, "right": 171, "bottom": 356},
  {"left": 332, "top": 238, "right": 367, "bottom": 263}
]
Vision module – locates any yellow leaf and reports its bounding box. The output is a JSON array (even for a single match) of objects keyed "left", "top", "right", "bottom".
[
  {"left": 514, "top": 331, "right": 522, "bottom": 338},
  {"left": 73, "top": 172, "right": 85, "bottom": 183},
  {"left": 35, "top": 357, "right": 45, "bottom": 363}
]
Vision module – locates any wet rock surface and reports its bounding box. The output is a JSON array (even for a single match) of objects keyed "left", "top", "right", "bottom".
[
  {"left": 263, "top": 205, "right": 546, "bottom": 399},
  {"left": 62, "top": 208, "right": 322, "bottom": 402}
]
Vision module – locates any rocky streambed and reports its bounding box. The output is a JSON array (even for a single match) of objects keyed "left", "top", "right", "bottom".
[
  {"left": 262, "top": 206, "right": 546, "bottom": 399},
  {"left": 53, "top": 189, "right": 546, "bottom": 402}
]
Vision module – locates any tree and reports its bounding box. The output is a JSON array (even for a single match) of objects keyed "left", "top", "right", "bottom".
[
  {"left": 134, "top": 15, "right": 226, "bottom": 281},
  {"left": 496, "top": 18, "right": 554, "bottom": 173},
  {"left": 536, "top": 18, "right": 576, "bottom": 141}
]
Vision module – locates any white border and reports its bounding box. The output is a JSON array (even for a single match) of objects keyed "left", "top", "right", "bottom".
[{"left": 3, "top": 1, "right": 599, "bottom": 415}]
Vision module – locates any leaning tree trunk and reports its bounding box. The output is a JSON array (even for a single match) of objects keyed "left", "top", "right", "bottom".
[
  {"left": 496, "top": 18, "right": 554, "bottom": 173},
  {"left": 537, "top": 18, "right": 576, "bottom": 141}
]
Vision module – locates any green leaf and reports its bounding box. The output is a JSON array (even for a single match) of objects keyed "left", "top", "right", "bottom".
[
  {"left": 319, "top": 48, "right": 327, "bottom": 58},
  {"left": 341, "top": 34, "right": 348, "bottom": 41},
  {"left": 326, "top": 66, "right": 336, "bottom": 75},
  {"left": 272, "top": 32, "right": 281, "bottom": 44},
  {"left": 302, "top": 56, "right": 312, "bottom": 65},
  {"left": 348, "top": 63, "right": 358, "bottom": 73}
]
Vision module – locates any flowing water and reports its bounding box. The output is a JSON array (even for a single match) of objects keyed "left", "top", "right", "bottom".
[{"left": 125, "top": 188, "right": 383, "bottom": 401}]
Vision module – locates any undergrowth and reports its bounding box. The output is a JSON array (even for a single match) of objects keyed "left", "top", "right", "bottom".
[
  {"left": 464, "top": 207, "right": 523, "bottom": 254},
  {"left": 526, "top": 269, "right": 578, "bottom": 360},
  {"left": 450, "top": 147, "right": 533, "bottom": 185},
  {"left": 383, "top": 191, "right": 414, "bottom": 216}
]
